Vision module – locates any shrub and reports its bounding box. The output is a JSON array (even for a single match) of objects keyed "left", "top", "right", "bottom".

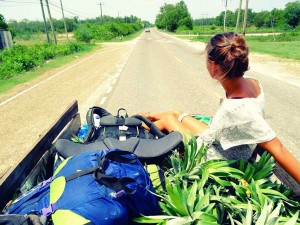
[
  {"left": 74, "top": 26, "right": 93, "bottom": 43},
  {"left": 73, "top": 22, "right": 143, "bottom": 42},
  {"left": 0, "top": 42, "right": 90, "bottom": 80}
]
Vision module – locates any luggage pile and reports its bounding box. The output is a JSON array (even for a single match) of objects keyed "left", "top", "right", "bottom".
[{"left": 1, "top": 106, "right": 183, "bottom": 225}]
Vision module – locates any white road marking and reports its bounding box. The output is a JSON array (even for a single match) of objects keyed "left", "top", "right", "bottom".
[
  {"left": 174, "top": 56, "right": 182, "bottom": 63},
  {"left": 100, "top": 97, "right": 107, "bottom": 105},
  {"left": 112, "top": 78, "right": 117, "bottom": 85},
  {"left": 106, "top": 86, "right": 112, "bottom": 94}
]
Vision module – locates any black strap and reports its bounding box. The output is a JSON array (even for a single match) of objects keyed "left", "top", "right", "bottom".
[
  {"left": 117, "top": 108, "right": 128, "bottom": 118},
  {"left": 99, "top": 150, "right": 138, "bottom": 171},
  {"left": 65, "top": 150, "right": 139, "bottom": 196},
  {"left": 65, "top": 167, "right": 98, "bottom": 182},
  {"left": 93, "top": 170, "right": 138, "bottom": 196},
  {"left": 132, "top": 115, "right": 165, "bottom": 138}
]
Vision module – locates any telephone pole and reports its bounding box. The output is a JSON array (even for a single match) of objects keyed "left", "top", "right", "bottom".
[
  {"left": 98, "top": 2, "right": 104, "bottom": 24},
  {"left": 45, "top": 0, "right": 57, "bottom": 44},
  {"left": 242, "top": 0, "right": 249, "bottom": 36},
  {"left": 40, "top": 0, "right": 50, "bottom": 43},
  {"left": 59, "top": 0, "right": 68, "bottom": 39},
  {"left": 223, "top": 0, "right": 228, "bottom": 32},
  {"left": 235, "top": 0, "right": 242, "bottom": 33}
]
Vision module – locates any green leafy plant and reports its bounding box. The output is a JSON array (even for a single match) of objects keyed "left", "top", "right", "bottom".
[
  {"left": 0, "top": 42, "right": 90, "bottom": 80},
  {"left": 134, "top": 135, "right": 300, "bottom": 224}
]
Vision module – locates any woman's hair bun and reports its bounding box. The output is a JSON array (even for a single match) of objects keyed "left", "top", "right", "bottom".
[
  {"left": 229, "top": 35, "right": 249, "bottom": 61},
  {"left": 206, "top": 32, "right": 249, "bottom": 78}
]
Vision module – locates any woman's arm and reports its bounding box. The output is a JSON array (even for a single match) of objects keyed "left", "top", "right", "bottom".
[
  {"left": 141, "top": 111, "right": 209, "bottom": 136},
  {"left": 258, "top": 137, "right": 300, "bottom": 184}
]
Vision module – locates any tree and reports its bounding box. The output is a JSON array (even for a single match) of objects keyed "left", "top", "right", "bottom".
[
  {"left": 155, "top": 1, "right": 193, "bottom": 32},
  {"left": 284, "top": 1, "right": 300, "bottom": 28},
  {"left": 0, "top": 14, "right": 8, "bottom": 30},
  {"left": 253, "top": 11, "right": 270, "bottom": 28}
]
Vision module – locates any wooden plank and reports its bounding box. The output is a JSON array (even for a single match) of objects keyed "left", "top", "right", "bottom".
[
  {"left": 273, "top": 163, "right": 300, "bottom": 195},
  {"left": 0, "top": 101, "right": 78, "bottom": 210}
]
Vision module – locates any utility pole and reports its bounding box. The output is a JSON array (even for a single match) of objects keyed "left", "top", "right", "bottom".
[
  {"left": 235, "top": 0, "right": 242, "bottom": 33},
  {"left": 201, "top": 14, "right": 204, "bottom": 26},
  {"left": 242, "top": 0, "right": 249, "bottom": 36},
  {"left": 204, "top": 13, "right": 208, "bottom": 26},
  {"left": 99, "top": 2, "right": 104, "bottom": 24},
  {"left": 59, "top": 0, "right": 68, "bottom": 39},
  {"left": 270, "top": 12, "right": 276, "bottom": 42},
  {"left": 223, "top": 0, "right": 228, "bottom": 32},
  {"left": 45, "top": 0, "right": 57, "bottom": 44},
  {"left": 39, "top": 0, "right": 50, "bottom": 43}
]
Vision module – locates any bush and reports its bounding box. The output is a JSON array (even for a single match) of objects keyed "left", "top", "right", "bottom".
[
  {"left": 74, "top": 22, "right": 143, "bottom": 42},
  {"left": 74, "top": 26, "right": 93, "bottom": 43},
  {"left": 210, "top": 24, "right": 217, "bottom": 30},
  {"left": 0, "top": 42, "right": 90, "bottom": 80},
  {"left": 176, "top": 25, "right": 189, "bottom": 33}
]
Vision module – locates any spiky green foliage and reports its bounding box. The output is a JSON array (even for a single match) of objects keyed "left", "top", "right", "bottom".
[{"left": 134, "top": 135, "right": 300, "bottom": 225}]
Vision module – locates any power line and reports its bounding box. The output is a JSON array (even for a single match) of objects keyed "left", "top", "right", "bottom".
[
  {"left": 48, "top": 0, "right": 97, "bottom": 18},
  {"left": 2, "top": 0, "right": 98, "bottom": 20},
  {"left": 0, "top": 0, "right": 38, "bottom": 3},
  {"left": 1, "top": 4, "right": 36, "bottom": 7}
]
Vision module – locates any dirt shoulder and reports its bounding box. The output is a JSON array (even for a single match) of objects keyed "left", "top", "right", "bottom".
[{"left": 249, "top": 53, "right": 300, "bottom": 87}]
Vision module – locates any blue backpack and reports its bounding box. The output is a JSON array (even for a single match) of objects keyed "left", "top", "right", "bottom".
[{"left": 5, "top": 149, "right": 159, "bottom": 225}]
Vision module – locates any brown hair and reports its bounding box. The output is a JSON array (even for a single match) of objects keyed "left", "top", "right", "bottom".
[{"left": 206, "top": 32, "right": 249, "bottom": 79}]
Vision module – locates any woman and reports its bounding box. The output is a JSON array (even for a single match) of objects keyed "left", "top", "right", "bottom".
[{"left": 142, "top": 32, "right": 300, "bottom": 183}]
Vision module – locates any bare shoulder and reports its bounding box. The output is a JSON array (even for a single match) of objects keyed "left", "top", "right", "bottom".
[{"left": 247, "top": 78, "right": 261, "bottom": 97}]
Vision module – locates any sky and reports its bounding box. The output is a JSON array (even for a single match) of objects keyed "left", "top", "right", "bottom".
[{"left": 0, "top": 0, "right": 297, "bottom": 23}]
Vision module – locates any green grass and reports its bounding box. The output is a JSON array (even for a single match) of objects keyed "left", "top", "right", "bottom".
[
  {"left": 0, "top": 44, "right": 97, "bottom": 94},
  {"left": 247, "top": 41, "right": 300, "bottom": 60},
  {"left": 184, "top": 31, "right": 300, "bottom": 61}
]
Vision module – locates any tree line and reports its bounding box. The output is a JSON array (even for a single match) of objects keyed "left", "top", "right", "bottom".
[
  {"left": 0, "top": 14, "right": 150, "bottom": 37},
  {"left": 156, "top": 0, "right": 300, "bottom": 32}
]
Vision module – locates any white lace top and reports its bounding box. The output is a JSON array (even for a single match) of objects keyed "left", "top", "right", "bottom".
[{"left": 198, "top": 79, "right": 276, "bottom": 160}]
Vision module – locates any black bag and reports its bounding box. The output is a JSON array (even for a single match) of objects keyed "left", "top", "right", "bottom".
[
  {"left": 84, "top": 107, "right": 165, "bottom": 143},
  {"left": 55, "top": 107, "right": 182, "bottom": 164}
]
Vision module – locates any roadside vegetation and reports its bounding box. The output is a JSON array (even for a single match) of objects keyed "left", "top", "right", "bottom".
[
  {"left": 0, "top": 14, "right": 150, "bottom": 93},
  {"left": 0, "top": 42, "right": 92, "bottom": 80},
  {"left": 135, "top": 136, "right": 300, "bottom": 224},
  {"left": 187, "top": 30, "right": 300, "bottom": 60},
  {"left": 156, "top": 0, "right": 300, "bottom": 61},
  {"left": 74, "top": 22, "right": 142, "bottom": 43}
]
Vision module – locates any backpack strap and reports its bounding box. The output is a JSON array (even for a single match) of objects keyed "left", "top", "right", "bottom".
[
  {"left": 85, "top": 107, "right": 112, "bottom": 142},
  {"left": 65, "top": 167, "right": 98, "bottom": 182},
  {"left": 98, "top": 150, "right": 138, "bottom": 169},
  {"left": 93, "top": 171, "right": 138, "bottom": 197},
  {"left": 39, "top": 150, "right": 140, "bottom": 216}
]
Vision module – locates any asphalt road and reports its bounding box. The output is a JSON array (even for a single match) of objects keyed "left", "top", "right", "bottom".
[
  {"left": 105, "top": 28, "right": 300, "bottom": 161},
  {"left": 0, "top": 28, "right": 299, "bottom": 177}
]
